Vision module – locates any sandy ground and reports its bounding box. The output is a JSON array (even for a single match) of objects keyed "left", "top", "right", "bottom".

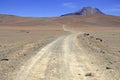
[
  {"left": 0, "top": 26, "right": 120, "bottom": 80},
  {"left": 0, "top": 28, "right": 67, "bottom": 80}
]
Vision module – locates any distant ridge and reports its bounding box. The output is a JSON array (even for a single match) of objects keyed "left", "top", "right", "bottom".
[
  {"left": 61, "top": 7, "right": 104, "bottom": 16},
  {"left": 0, "top": 8, "right": 120, "bottom": 27},
  {"left": 0, "top": 14, "right": 18, "bottom": 17}
]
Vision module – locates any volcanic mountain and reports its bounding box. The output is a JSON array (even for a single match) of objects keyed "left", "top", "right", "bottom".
[{"left": 61, "top": 7, "right": 104, "bottom": 16}]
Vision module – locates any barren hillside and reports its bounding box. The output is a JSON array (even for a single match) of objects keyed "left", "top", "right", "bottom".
[{"left": 0, "top": 14, "right": 120, "bottom": 28}]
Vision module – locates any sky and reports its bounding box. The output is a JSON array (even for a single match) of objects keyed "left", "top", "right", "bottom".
[{"left": 0, "top": 0, "right": 120, "bottom": 17}]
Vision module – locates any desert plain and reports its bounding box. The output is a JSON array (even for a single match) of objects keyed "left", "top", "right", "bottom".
[{"left": 0, "top": 14, "right": 120, "bottom": 80}]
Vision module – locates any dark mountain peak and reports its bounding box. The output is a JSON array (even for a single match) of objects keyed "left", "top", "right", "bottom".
[{"left": 61, "top": 7, "right": 104, "bottom": 16}]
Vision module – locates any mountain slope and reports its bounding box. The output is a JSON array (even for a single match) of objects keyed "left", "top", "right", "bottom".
[
  {"left": 61, "top": 7, "right": 104, "bottom": 16},
  {"left": 59, "top": 15, "right": 120, "bottom": 27}
]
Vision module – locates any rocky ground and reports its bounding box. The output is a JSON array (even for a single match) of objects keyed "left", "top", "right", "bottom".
[
  {"left": 0, "top": 28, "right": 120, "bottom": 80},
  {"left": 0, "top": 29, "right": 66, "bottom": 80}
]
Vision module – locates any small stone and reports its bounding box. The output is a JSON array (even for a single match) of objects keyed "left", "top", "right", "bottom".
[
  {"left": 83, "top": 33, "right": 90, "bottom": 37},
  {"left": 100, "top": 50, "right": 105, "bottom": 54},
  {"left": 109, "top": 61, "right": 113, "bottom": 64},
  {"left": 106, "top": 67, "right": 112, "bottom": 69},
  {"left": 90, "top": 36, "right": 94, "bottom": 38},
  {"left": 96, "top": 38, "right": 103, "bottom": 42},
  {"left": 78, "top": 73, "right": 81, "bottom": 75},
  {"left": 85, "top": 73, "right": 92, "bottom": 77},
  {"left": 0, "top": 59, "right": 9, "bottom": 61}
]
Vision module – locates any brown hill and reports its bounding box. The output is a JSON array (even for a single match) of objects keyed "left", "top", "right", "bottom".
[
  {"left": 0, "top": 14, "right": 120, "bottom": 30},
  {"left": 59, "top": 15, "right": 120, "bottom": 27}
]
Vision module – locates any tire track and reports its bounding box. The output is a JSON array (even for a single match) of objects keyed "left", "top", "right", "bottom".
[
  {"left": 15, "top": 36, "right": 65, "bottom": 80},
  {"left": 63, "top": 34, "right": 89, "bottom": 80},
  {"left": 15, "top": 33, "right": 94, "bottom": 80},
  {"left": 42, "top": 35, "right": 74, "bottom": 80}
]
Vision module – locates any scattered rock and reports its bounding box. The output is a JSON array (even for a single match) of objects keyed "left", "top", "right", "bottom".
[
  {"left": 118, "top": 51, "right": 120, "bottom": 53},
  {"left": 109, "top": 61, "right": 113, "bottom": 64},
  {"left": 83, "top": 33, "right": 90, "bottom": 37},
  {"left": 106, "top": 67, "right": 112, "bottom": 69},
  {"left": 89, "top": 42, "right": 92, "bottom": 45},
  {"left": 78, "top": 73, "right": 81, "bottom": 75},
  {"left": 100, "top": 50, "right": 105, "bottom": 54},
  {"left": 26, "top": 31, "right": 30, "bottom": 33},
  {"left": 90, "top": 36, "right": 94, "bottom": 38},
  {"left": 0, "top": 59, "right": 9, "bottom": 61},
  {"left": 85, "top": 72, "right": 92, "bottom": 77},
  {"left": 96, "top": 38, "right": 103, "bottom": 42},
  {"left": 23, "top": 54, "right": 26, "bottom": 56}
]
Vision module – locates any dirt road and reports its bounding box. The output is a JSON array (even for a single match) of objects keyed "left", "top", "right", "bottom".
[
  {"left": 13, "top": 32, "right": 120, "bottom": 80},
  {"left": 14, "top": 33, "right": 88, "bottom": 80}
]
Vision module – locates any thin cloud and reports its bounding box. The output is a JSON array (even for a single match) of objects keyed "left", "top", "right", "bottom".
[{"left": 62, "top": 2, "right": 77, "bottom": 8}]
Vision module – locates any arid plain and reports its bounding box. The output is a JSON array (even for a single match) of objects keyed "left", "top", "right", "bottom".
[{"left": 0, "top": 14, "right": 120, "bottom": 80}]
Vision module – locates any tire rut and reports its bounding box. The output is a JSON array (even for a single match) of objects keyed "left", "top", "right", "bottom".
[{"left": 15, "top": 36, "right": 65, "bottom": 80}]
